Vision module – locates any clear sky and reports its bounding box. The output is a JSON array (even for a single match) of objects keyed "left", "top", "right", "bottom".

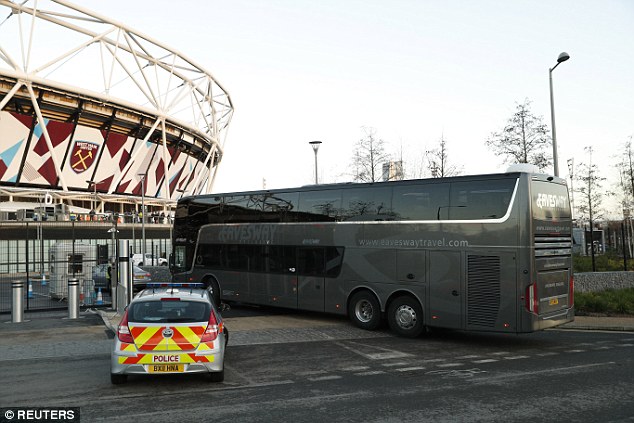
[{"left": 83, "top": 0, "right": 633, "bottom": 213}]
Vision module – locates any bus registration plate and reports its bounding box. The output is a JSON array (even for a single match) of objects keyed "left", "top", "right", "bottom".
[
  {"left": 549, "top": 298, "right": 559, "bottom": 306},
  {"left": 148, "top": 364, "right": 184, "bottom": 373}
]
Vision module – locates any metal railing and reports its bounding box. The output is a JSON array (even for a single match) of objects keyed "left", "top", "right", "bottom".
[{"left": 0, "top": 220, "right": 170, "bottom": 313}]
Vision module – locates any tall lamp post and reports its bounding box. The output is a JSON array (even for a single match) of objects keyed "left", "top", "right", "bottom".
[
  {"left": 309, "top": 141, "right": 322, "bottom": 184},
  {"left": 549, "top": 51, "right": 570, "bottom": 177},
  {"left": 567, "top": 158, "right": 575, "bottom": 219},
  {"left": 138, "top": 173, "right": 146, "bottom": 261}
]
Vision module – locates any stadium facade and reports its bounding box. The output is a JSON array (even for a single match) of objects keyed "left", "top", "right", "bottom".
[{"left": 0, "top": 0, "right": 233, "bottom": 220}]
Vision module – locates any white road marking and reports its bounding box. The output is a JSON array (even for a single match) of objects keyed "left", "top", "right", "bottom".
[
  {"left": 335, "top": 341, "right": 412, "bottom": 360},
  {"left": 308, "top": 375, "right": 342, "bottom": 382},
  {"left": 354, "top": 370, "right": 386, "bottom": 376},
  {"left": 504, "top": 355, "right": 530, "bottom": 360},
  {"left": 395, "top": 366, "right": 426, "bottom": 372}
]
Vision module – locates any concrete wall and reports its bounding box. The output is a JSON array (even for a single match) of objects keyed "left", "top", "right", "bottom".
[{"left": 575, "top": 272, "right": 634, "bottom": 293}]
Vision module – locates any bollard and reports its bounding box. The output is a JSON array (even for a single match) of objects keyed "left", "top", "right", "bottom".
[
  {"left": 68, "top": 278, "right": 80, "bottom": 319},
  {"left": 11, "top": 280, "right": 25, "bottom": 323},
  {"left": 27, "top": 279, "right": 34, "bottom": 299},
  {"left": 117, "top": 239, "right": 132, "bottom": 313}
]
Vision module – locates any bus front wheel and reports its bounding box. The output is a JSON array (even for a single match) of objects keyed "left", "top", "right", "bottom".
[
  {"left": 349, "top": 291, "right": 382, "bottom": 330},
  {"left": 387, "top": 296, "right": 425, "bottom": 337},
  {"left": 203, "top": 278, "right": 221, "bottom": 308}
]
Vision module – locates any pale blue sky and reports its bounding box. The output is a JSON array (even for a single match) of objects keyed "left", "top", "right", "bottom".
[{"left": 83, "top": 0, "right": 634, "bottom": 206}]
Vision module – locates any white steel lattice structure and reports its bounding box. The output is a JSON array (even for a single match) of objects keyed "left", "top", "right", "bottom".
[{"left": 0, "top": 0, "right": 233, "bottom": 212}]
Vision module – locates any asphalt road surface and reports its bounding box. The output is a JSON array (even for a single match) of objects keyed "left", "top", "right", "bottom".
[{"left": 1, "top": 308, "right": 633, "bottom": 423}]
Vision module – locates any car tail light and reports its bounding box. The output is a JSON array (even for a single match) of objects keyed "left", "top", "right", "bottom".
[
  {"left": 569, "top": 275, "right": 574, "bottom": 308},
  {"left": 117, "top": 310, "right": 134, "bottom": 343},
  {"left": 201, "top": 310, "right": 222, "bottom": 342},
  {"left": 525, "top": 283, "right": 538, "bottom": 314}
]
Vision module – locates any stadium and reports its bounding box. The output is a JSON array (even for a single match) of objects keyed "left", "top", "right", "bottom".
[{"left": 0, "top": 0, "right": 234, "bottom": 220}]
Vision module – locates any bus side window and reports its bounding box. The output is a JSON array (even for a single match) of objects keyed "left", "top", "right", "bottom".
[
  {"left": 392, "top": 183, "right": 450, "bottom": 220},
  {"left": 449, "top": 179, "right": 516, "bottom": 220},
  {"left": 298, "top": 190, "right": 341, "bottom": 221}
]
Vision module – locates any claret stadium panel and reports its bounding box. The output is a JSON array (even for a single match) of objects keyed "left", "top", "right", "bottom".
[{"left": 0, "top": 0, "right": 233, "bottom": 213}]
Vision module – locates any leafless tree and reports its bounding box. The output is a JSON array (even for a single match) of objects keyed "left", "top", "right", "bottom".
[
  {"left": 426, "top": 134, "right": 462, "bottom": 178},
  {"left": 614, "top": 135, "right": 634, "bottom": 256},
  {"left": 486, "top": 99, "right": 551, "bottom": 170},
  {"left": 576, "top": 146, "right": 607, "bottom": 271},
  {"left": 352, "top": 127, "right": 392, "bottom": 182}
]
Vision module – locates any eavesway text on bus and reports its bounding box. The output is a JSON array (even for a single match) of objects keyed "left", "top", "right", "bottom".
[
  {"left": 218, "top": 225, "right": 278, "bottom": 243},
  {"left": 535, "top": 193, "right": 567, "bottom": 209}
]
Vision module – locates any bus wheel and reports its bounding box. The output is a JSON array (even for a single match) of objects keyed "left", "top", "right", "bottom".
[
  {"left": 204, "top": 278, "right": 221, "bottom": 308},
  {"left": 349, "top": 291, "right": 382, "bottom": 330},
  {"left": 387, "top": 296, "right": 425, "bottom": 337}
]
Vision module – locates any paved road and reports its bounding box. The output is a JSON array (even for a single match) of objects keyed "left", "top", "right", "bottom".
[{"left": 1, "top": 309, "right": 633, "bottom": 422}]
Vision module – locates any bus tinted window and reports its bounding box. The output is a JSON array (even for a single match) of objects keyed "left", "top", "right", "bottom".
[
  {"left": 261, "top": 192, "right": 299, "bottom": 221},
  {"left": 195, "top": 243, "right": 343, "bottom": 277},
  {"left": 449, "top": 179, "right": 516, "bottom": 220},
  {"left": 341, "top": 187, "right": 392, "bottom": 221},
  {"left": 298, "top": 190, "right": 341, "bottom": 220},
  {"left": 392, "top": 183, "right": 450, "bottom": 220},
  {"left": 267, "top": 246, "right": 296, "bottom": 272}
]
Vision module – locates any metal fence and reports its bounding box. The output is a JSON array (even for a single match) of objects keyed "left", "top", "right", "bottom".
[{"left": 0, "top": 221, "right": 171, "bottom": 313}]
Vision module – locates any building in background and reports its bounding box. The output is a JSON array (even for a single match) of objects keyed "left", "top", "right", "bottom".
[
  {"left": 382, "top": 160, "right": 404, "bottom": 182},
  {"left": 0, "top": 1, "right": 233, "bottom": 220}
]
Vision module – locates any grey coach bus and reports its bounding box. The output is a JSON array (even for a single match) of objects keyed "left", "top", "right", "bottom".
[{"left": 172, "top": 168, "right": 574, "bottom": 337}]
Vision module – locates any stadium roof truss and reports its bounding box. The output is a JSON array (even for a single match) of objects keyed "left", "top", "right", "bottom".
[{"left": 0, "top": 0, "right": 234, "bottom": 209}]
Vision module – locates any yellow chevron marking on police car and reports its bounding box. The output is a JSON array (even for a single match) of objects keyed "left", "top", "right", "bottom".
[
  {"left": 131, "top": 325, "right": 161, "bottom": 348},
  {"left": 177, "top": 325, "right": 205, "bottom": 345},
  {"left": 120, "top": 343, "right": 137, "bottom": 352}
]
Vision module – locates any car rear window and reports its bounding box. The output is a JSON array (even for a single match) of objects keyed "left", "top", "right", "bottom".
[{"left": 128, "top": 300, "right": 210, "bottom": 323}]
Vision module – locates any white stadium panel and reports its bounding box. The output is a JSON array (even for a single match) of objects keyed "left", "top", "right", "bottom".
[{"left": 0, "top": 0, "right": 233, "bottom": 209}]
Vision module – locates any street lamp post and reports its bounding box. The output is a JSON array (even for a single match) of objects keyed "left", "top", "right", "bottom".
[
  {"left": 309, "top": 141, "right": 322, "bottom": 184},
  {"left": 549, "top": 51, "right": 570, "bottom": 177},
  {"left": 567, "top": 158, "right": 575, "bottom": 219},
  {"left": 138, "top": 173, "right": 146, "bottom": 261}
]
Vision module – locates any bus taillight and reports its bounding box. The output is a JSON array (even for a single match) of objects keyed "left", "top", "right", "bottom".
[
  {"left": 525, "top": 283, "right": 538, "bottom": 314},
  {"left": 569, "top": 276, "right": 574, "bottom": 308}
]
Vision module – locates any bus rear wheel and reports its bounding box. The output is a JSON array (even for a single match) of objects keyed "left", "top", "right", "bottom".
[
  {"left": 387, "top": 296, "right": 425, "bottom": 337},
  {"left": 349, "top": 291, "right": 382, "bottom": 330}
]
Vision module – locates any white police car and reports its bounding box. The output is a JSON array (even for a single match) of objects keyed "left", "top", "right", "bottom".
[{"left": 110, "top": 283, "right": 227, "bottom": 384}]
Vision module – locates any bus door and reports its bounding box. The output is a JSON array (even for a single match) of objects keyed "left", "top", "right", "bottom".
[
  {"left": 264, "top": 246, "right": 298, "bottom": 309},
  {"left": 297, "top": 247, "right": 325, "bottom": 312},
  {"left": 428, "top": 251, "right": 463, "bottom": 329}
]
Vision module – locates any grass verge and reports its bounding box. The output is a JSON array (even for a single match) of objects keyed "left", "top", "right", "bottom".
[{"left": 575, "top": 288, "right": 634, "bottom": 316}]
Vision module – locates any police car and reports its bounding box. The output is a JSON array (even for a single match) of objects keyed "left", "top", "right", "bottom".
[{"left": 110, "top": 283, "right": 227, "bottom": 384}]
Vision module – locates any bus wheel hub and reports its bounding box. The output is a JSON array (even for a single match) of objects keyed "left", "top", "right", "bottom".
[
  {"left": 356, "top": 300, "right": 374, "bottom": 322},
  {"left": 396, "top": 305, "right": 416, "bottom": 329}
]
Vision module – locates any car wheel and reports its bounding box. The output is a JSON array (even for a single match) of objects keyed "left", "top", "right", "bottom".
[
  {"left": 110, "top": 373, "right": 127, "bottom": 385},
  {"left": 209, "top": 367, "right": 224, "bottom": 383},
  {"left": 387, "top": 295, "right": 425, "bottom": 338},
  {"left": 348, "top": 291, "right": 382, "bottom": 330}
]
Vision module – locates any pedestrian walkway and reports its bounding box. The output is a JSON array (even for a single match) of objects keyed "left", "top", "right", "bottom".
[{"left": 559, "top": 315, "right": 634, "bottom": 332}]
